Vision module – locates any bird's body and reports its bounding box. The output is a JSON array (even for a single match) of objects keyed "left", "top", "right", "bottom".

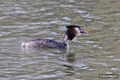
[
  {"left": 21, "top": 25, "right": 86, "bottom": 49},
  {"left": 22, "top": 38, "right": 67, "bottom": 49}
]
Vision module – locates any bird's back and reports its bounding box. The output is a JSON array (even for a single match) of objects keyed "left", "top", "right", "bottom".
[{"left": 22, "top": 39, "right": 67, "bottom": 49}]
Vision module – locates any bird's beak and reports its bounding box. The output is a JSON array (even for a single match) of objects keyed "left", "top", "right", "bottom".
[
  {"left": 80, "top": 28, "right": 89, "bottom": 34},
  {"left": 80, "top": 29, "right": 86, "bottom": 34}
]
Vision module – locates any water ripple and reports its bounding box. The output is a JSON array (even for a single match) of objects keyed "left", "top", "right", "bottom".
[{"left": 0, "top": 0, "right": 120, "bottom": 80}]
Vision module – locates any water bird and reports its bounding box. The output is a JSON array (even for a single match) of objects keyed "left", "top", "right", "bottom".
[{"left": 21, "top": 25, "right": 86, "bottom": 49}]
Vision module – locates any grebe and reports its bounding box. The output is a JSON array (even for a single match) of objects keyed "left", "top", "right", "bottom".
[{"left": 21, "top": 25, "right": 86, "bottom": 49}]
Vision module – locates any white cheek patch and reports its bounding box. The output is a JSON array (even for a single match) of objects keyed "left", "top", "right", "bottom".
[{"left": 75, "top": 27, "right": 81, "bottom": 35}]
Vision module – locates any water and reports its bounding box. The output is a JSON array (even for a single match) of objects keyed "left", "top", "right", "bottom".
[{"left": 0, "top": 0, "right": 120, "bottom": 80}]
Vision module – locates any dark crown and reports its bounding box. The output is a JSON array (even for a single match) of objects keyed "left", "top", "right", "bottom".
[{"left": 66, "top": 25, "right": 80, "bottom": 28}]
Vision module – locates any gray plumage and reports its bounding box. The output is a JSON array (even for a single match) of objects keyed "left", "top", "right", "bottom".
[{"left": 22, "top": 39, "right": 67, "bottom": 49}]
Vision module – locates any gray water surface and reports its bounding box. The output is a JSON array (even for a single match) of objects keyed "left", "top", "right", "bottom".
[{"left": 0, "top": 0, "right": 120, "bottom": 80}]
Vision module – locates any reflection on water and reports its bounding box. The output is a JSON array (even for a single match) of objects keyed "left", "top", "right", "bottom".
[{"left": 0, "top": 0, "right": 120, "bottom": 80}]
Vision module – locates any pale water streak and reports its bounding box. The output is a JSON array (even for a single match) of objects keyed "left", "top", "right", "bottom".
[{"left": 0, "top": 0, "right": 120, "bottom": 80}]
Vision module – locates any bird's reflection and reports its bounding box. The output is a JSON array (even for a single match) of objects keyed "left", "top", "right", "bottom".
[{"left": 21, "top": 47, "right": 77, "bottom": 76}]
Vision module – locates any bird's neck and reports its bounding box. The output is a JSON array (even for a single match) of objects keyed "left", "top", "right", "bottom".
[{"left": 59, "top": 32, "right": 69, "bottom": 44}]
